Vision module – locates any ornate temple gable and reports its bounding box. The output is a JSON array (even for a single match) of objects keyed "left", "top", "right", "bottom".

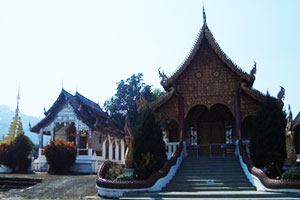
[
  {"left": 174, "top": 37, "right": 241, "bottom": 116},
  {"left": 42, "top": 101, "right": 89, "bottom": 133},
  {"left": 162, "top": 23, "right": 254, "bottom": 90},
  {"left": 31, "top": 89, "right": 124, "bottom": 138}
]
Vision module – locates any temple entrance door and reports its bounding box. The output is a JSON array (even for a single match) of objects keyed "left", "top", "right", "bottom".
[
  {"left": 198, "top": 122, "right": 224, "bottom": 155},
  {"left": 185, "top": 104, "right": 234, "bottom": 156}
]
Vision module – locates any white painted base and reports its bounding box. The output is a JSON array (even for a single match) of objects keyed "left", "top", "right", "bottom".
[
  {"left": 97, "top": 142, "right": 187, "bottom": 198},
  {"left": 33, "top": 158, "right": 104, "bottom": 174}
]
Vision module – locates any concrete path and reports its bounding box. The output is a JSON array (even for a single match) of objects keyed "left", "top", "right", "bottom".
[{"left": 0, "top": 173, "right": 104, "bottom": 200}]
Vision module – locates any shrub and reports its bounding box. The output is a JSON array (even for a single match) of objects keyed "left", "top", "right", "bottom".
[
  {"left": 134, "top": 152, "right": 165, "bottom": 180},
  {"left": 44, "top": 139, "right": 77, "bottom": 174},
  {"left": 104, "top": 163, "right": 123, "bottom": 180},
  {"left": 115, "top": 173, "right": 135, "bottom": 181},
  {"left": 250, "top": 94, "right": 286, "bottom": 168},
  {"left": 133, "top": 107, "right": 166, "bottom": 179},
  {"left": 0, "top": 135, "right": 33, "bottom": 172},
  {"left": 265, "top": 152, "right": 284, "bottom": 179},
  {"left": 0, "top": 140, "right": 15, "bottom": 170},
  {"left": 281, "top": 169, "right": 300, "bottom": 180},
  {"left": 13, "top": 134, "right": 33, "bottom": 172}
]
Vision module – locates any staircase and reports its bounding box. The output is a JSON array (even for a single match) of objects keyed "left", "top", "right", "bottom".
[
  {"left": 0, "top": 177, "right": 42, "bottom": 192},
  {"left": 122, "top": 156, "right": 300, "bottom": 199}
]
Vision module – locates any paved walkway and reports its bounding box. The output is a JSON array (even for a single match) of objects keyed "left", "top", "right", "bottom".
[{"left": 0, "top": 173, "right": 104, "bottom": 200}]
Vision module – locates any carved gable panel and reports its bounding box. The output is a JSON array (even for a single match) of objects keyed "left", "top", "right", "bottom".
[{"left": 176, "top": 38, "right": 240, "bottom": 116}]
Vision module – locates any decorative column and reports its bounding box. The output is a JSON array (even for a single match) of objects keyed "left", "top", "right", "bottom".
[
  {"left": 102, "top": 137, "right": 107, "bottom": 160},
  {"left": 108, "top": 137, "right": 113, "bottom": 160},
  {"left": 39, "top": 129, "right": 44, "bottom": 148},
  {"left": 234, "top": 90, "right": 242, "bottom": 139},
  {"left": 178, "top": 93, "right": 185, "bottom": 141},
  {"left": 116, "top": 139, "right": 119, "bottom": 161},
  {"left": 121, "top": 139, "right": 125, "bottom": 162},
  {"left": 51, "top": 129, "right": 55, "bottom": 141}
]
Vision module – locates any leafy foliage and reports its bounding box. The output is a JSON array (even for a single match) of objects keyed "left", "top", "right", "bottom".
[
  {"left": 44, "top": 139, "right": 77, "bottom": 174},
  {"left": 104, "top": 162, "right": 123, "bottom": 180},
  {"left": 281, "top": 169, "right": 300, "bottom": 180},
  {"left": 13, "top": 134, "right": 33, "bottom": 172},
  {"left": 250, "top": 94, "right": 287, "bottom": 168},
  {"left": 0, "top": 135, "right": 33, "bottom": 172},
  {"left": 133, "top": 107, "right": 166, "bottom": 179},
  {"left": 103, "top": 73, "right": 163, "bottom": 129},
  {"left": 265, "top": 152, "right": 284, "bottom": 179},
  {"left": 0, "top": 140, "right": 15, "bottom": 170}
]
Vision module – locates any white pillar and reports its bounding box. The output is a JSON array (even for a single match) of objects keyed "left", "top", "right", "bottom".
[
  {"left": 39, "top": 129, "right": 44, "bottom": 148},
  {"left": 108, "top": 137, "right": 113, "bottom": 160},
  {"left": 116, "top": 139, "right": 120, "bottom": 161},
  {"left": 102, "top": 138, "right": 106, "bottom": 160},
  {"left": 121, "top": 139, "right": 125, "bottom": 163}
]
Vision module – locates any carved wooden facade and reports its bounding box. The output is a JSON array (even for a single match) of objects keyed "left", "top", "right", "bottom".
[{"left": 151, "top": 19, "right": 269, "bottom": 143}]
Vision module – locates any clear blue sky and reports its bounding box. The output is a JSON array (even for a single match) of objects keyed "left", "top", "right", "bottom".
[{"left": 0, "top": 0, "right": 299, "bottom": 118}]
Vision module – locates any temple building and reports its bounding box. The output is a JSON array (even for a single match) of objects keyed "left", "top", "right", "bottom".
[
  {"left": 31, "top": 89, "right": 125, "bottom": 173},
  {"left": 150, "top": 9, "right": 277, "bottom": 156},
  {"left": 293, "top": 112, "right": 300, "bottom": 157}
]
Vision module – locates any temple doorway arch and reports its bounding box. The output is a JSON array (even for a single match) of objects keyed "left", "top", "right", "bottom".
[{"left": 185, "top": 104, "right": 235, "bottom": 155}]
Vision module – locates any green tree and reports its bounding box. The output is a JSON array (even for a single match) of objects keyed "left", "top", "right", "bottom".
[
  {"left": 133, "top": 107, "right": 166, "bottom": 179},
  {"left": 13, "top": 134, "right": 33, "bottom": 172},
  {"left": 0, "top": 135, "right": 33, "bottom": 172},
  {"left": 250, "top": 94, "right": 287, "bottom": 168},
  {"left": 104, "top": 73, "right": 163, "bottom": 129}
]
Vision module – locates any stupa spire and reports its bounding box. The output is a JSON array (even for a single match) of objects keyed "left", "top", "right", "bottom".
[{"left": 7, "top": 88, "right": 24, "bottom": 140}]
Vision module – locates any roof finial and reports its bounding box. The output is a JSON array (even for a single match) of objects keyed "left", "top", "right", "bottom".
[
  {"left": 17, "top": 84, "right": 20, "bottom": 109},
  {"left": 61, "top": 81, "right": 64, "bottom": 89},
  {"left": 202, "top": 1, "right": 206, "bottom": 24}
]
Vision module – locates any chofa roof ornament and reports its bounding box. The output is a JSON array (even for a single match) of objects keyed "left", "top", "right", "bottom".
[
  {"left": 277, "top": 86, "right": 285, "bottom": 101},
  {"left": 158, "top": 67, "right": 168, "bottom": 86},
  {"left": 250, "top": 61, "right": 257, "bottom": 77}
]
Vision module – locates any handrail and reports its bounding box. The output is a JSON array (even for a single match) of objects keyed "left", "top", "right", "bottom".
[
  {"left": 187, "top": 143, "right": 235, "bottom": 157},
  {"left": 236, "top": 140, "right": 300, "bottom": 190}
]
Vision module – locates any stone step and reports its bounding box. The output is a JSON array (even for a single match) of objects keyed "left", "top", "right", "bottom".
[
  {"left": 170, "top": 178, "right": 250, "bottom": 184},
  {"left": 0, "top": 180, "right": 40, "bottom": 186},
  {"left": 163, "top": 186, "right": 256, "bottom": 191},
  {"left": 167, "top": 182, "right": 253, "bottom": 187},
  {"left": 173, "top": 175, "right": 247, "bottom": 179},
  {"left": 176, "top": 171, "right": 244, "bottom": 175},
  {"left": 123, "top": 191, "right": 300, "bottom": 199}
]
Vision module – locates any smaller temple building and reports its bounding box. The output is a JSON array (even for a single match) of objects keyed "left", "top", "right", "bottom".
[
  {"left": 31, "top": 89, "right": 125, "bottom": 173},
  {"left": 293, "top": 112, "right": 300, "bottom": 160}
]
